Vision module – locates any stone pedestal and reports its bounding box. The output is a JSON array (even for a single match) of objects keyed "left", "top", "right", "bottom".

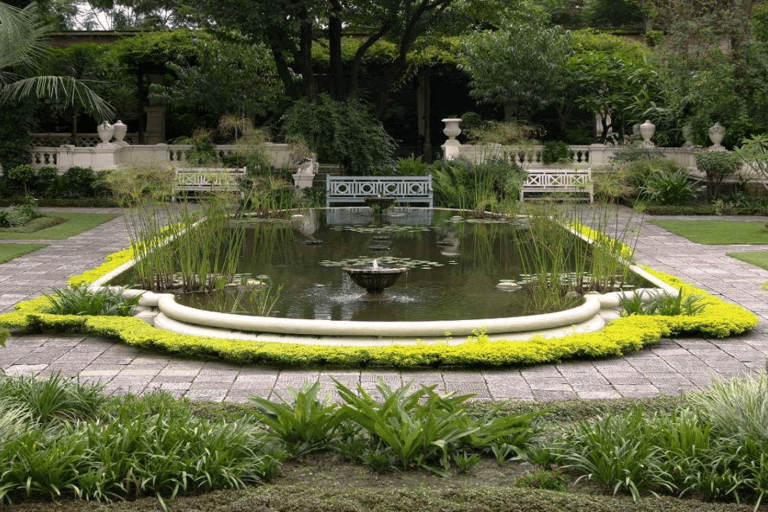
[{"left": 441, "top": 118, "right": 462, "bottom": 160}]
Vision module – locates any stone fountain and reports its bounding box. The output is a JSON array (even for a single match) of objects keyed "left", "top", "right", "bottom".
[
  {"left": 342, "top": 259, "right": 408, "bottom": 295},
  {"left": 364, "top": 196, "right": 396, "bottom": 211}
]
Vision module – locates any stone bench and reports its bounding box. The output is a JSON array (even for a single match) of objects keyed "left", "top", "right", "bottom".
[
  {"left": 326, "top": 176, "right": 433, "bottom": 207},
  {"left": 172, "top": 167, "right": 246, "bottom": 200},
  {"left": 520, "top": 169, "right": 593, "bottom": 203}
]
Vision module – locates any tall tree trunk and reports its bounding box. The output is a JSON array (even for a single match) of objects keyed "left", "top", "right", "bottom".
[
  {"left": 70, "top": 112, "right": 77, "bottom": 146},
  {"left": 266, "top": 29, "right": 302, "bottom": 100},
  {"left": 299, "top": 8, "right": 316, "bottom": 101},
  {"left": 329, "top": 0, "right": 344, "bottom": 100}
]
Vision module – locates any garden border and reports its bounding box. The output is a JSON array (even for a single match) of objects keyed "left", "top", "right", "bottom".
[{"left": 0, "top": 250, "right": 757, "bottom": 366}]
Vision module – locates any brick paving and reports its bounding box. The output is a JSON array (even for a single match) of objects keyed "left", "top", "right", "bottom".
[{"left": 1, "top": 206, "right": 767, "bottom": 403}]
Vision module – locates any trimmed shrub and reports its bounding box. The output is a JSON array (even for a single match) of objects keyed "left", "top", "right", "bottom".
[
  {"left": 695, "top": 151, "right": 740, "bottom": 200},
  {"left": 60, "top": 166, "right": 96, "bottom": 198}
]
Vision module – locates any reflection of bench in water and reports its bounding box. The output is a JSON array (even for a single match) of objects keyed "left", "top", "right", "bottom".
[
  {"left": 172, "top": 167, "right": 246, "bottom": 200},
  {"left": 520, "top": 169, "right": 593, "bottom": 203},
  {"left": 324, "top": 207, "right": 434, "bottom": 226},
  {"left": 326, "top": 176, "right": 433, "bottom": 207}
]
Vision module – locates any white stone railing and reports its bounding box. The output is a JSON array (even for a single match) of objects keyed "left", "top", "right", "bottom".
[
  {"left": 439, "top": 118, "right": 749, "bottom": 182},
  {"left": 29, "top": 142, "right": 298, "bottom": 172},
  {"left": 31, "top": 133, "right": 139, "bottom": 147},
  {"left": 457, "top": 144, "right": 592, "bottom": 167},
  {"left": 454, "top": 142, "right": 702, "bottom": 170}
]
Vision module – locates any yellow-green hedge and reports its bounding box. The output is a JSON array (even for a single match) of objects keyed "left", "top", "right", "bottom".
[{"left": 0, "top": 254, "right": 758, "bottom": 368}]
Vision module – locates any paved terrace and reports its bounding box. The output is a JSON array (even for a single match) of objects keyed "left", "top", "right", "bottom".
[{"left": 1, "top": 206, "right": 767, "bottom": 403}]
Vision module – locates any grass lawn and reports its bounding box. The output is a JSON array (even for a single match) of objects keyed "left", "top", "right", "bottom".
[
  {"left": 0, "top": 212, "right": 117, "bottom": 240},
  {"left": 0, "top": 243, "right": 48, "bottom": 263},
  {"left": 649, "top": 219, "right": 768, "bottom": 244},
  {"left": 728, "top": 250, "right": 768, "bottom": 271}
]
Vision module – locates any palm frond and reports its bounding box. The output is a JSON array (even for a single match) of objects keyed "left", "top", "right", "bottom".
[
  {"left": 1, "top": 75, "right": 115, "bottom": 120},
  {"left": 0, "top": 2, "right": 51, "bottom": 71}
]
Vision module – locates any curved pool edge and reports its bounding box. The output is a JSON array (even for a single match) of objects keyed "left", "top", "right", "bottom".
[
  {"left": 152, "top": 308, "right": 608, "bottom": 345},
  {"left": 86, "top": 217, "right": 675, "bottom": 347}
]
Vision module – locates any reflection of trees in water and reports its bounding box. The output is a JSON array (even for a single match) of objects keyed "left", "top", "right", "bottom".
[{"left": 240, "top": 221, "right": 296, "bottom": 275}]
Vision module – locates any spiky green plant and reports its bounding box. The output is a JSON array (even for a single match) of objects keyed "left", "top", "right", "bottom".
[
  {"left": 249, "top": 381, "right": 345, "bottom": 455},
  {"left": 0, "top": 372, "right": 106, "bottom": 423},
  {"left": 44, "top": 285, "right": 141, "bottom": 316}
]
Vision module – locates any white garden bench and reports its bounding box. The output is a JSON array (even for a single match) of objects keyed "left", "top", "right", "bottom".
[
  {"left": 520, "top": 169, "right": 594, "bottom": 203},
  {"left": 172, "top": 167, "right": 246, "bottom": 200},
  {"left": 326, "top": 176, "right": 433, "bottom": 207}
]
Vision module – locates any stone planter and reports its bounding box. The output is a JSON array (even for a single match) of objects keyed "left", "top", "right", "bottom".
[
  {"left": 441, "top": 118, "right": 462, "bottom": 160},
  {"left": 708, "top": 123, "right": 726, "bottom": 151},
  {"left": 96, "top": 122, "right": 114, "bottom": 146},
  {"left": 639, "top": 120, "right": 655, "bottom": 147},
  {"left": 112, "top": 120, "right": 128, "bottom": 146}
]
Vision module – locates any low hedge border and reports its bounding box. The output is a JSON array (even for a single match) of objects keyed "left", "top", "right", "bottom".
[
  {"left": 0, "top": 247, "right": 757, "bottom": 367},
  {"left": 640, "top": 204, "right": 768, "bottom": 216}
]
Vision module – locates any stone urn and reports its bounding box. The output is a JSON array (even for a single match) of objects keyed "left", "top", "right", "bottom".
[
  {"left": 708, "top": 123, "right": 726, "bottom": 151},
  {"left": 112, "top": 120, "right": 128, "bottom": 145},
  {"left": 97, "top": 121, "right": 114, "bottom": 145},
  {"left": 441, "top": 118, "right": 462, "bottom": 160},
  {"left": 639, "top": 120, "right": 656, "bottom": 147}
]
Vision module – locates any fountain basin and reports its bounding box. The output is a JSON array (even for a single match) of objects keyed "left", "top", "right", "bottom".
[
  {"left": 342, "top": 266, "right": 408, "bottom": 293},
  {"left": 97, "top": 265, "right": 673, "bottom": 346},
  {"left": 93, "top": 208, "right": 674, "bottom": 346},
  {"left": 364, "top": 196, "right": 396, "bottom": 210}
]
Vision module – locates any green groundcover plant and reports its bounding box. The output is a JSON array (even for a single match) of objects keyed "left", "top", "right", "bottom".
[{"left": 0, "top": 240, "right": 757, "bottom": 366}]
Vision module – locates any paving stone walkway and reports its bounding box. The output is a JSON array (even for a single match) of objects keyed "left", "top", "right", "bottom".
[{"left": 1, "top": 207, "right": 767, "bottom": 403}]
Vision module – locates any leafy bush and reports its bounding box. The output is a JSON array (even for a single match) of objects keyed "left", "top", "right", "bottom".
[
  {"left": 44, "top": 285, "right": 141, "bottom": 316},
  {"left": 0, "top": 196, "right": 43, "bottom": 227},
  {"left": 610, "top": 145, "right": 664, "bottom": 164},
  {"left": 179, "top": 128, "right": 218, "bottom": 165},
  {"left": 60, "top": 166, "right": 96, "bottom": 198},
  {"left": 462, "top": 120, "right": 543, "bottom": 145},
  {"left": 282, "top": 93, "right": 396, "bottom": 175},
  {"left": 5, "top": 165, "right": 36, "bottom": 196},
  {"left": 394, "top": 154, "right": 430, "bottom": 175},
  {"left": 637, "top": 168, "right": 698, "bottom": 205},
  {"left": 695, "top": 151, "right": 740, "bottom": 199},
  {"left": 542, "top": 141, "right": 572, "bottom": 164},
  {"left": 101, "top": 166, "right": 174, "bottom": 204},
  {"left": 34, "top": 166, "right": 60, "bottom": 197},
  {"left": 0, "top": 100, "right": 35, "bottom": 175}
]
